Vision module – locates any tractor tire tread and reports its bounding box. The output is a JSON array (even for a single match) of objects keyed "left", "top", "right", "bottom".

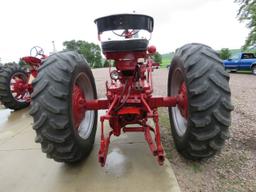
[
  {"left": 168, "top": 43, "right": 233, "bottom": 160},
  {"left": 30, "top": 51, "right": 97, "bottom": 163}
]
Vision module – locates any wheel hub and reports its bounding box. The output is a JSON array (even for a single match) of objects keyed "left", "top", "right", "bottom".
[
  {"left": 13, "top": 80, "right": 26, "bottom": 92},
  {"left": 177, "top": 82, "right": 188, "bottom": 119},
  {"left": 170, "top": 68, "right": 188, "bottom": 137},
  {"left": 10, "top": 74, "right": 29, "bottom": 102},
  {"left": 72, "top": 85, "right": 87, "bottom": 129}
]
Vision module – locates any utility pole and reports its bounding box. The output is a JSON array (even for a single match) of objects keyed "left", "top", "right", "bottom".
[
  {"left": 51, "top": 41, "right": 57, "bottom": 54},
  {"left": 52, "top": 41, "right": 56, "bottom": 52}
]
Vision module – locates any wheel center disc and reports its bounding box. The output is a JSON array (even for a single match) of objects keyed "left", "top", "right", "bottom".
[
  {"left": 10, "top": 74, "right": 29, "bottom": 102},
  {"left": 177, "top": 82, "right": 188, "bottom": 119},
  {"left": 171, "top": 68, "right": 188, "bottom": 137},
  {"left": 71, "top": 73, "right": 95, "bottom": 140},
  {"left": 72, "top": 85, "right": 86, "bottom": 129}
]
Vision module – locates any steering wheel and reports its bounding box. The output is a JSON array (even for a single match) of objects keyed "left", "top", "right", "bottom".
[
  {"left": 30, "top": 46, "right": 44, "bottom": 57},
  {"left": 112, "top": 29, "right": 139, "bottom": 38}
]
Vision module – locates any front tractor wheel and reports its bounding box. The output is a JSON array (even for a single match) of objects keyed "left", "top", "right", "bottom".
[
  {"left": 168, "top": 43, "right": 233, "bottom": 160},
  {"left": 0, "top": 64, "right": 30, "bottom": 110},
  {"left": 30, "top": 51, "right": 98, "bottom": 163}
]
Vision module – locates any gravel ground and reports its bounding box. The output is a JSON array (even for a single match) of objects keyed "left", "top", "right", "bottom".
[{"left": 93, "top": 68, "right": 256, "bottom": 192}]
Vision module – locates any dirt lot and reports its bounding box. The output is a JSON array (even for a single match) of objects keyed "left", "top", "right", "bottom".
[{"left": 93, "top": 68, "right": 256, "bottom": 192}]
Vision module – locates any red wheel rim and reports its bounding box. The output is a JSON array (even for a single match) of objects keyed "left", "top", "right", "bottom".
[
  {"left": 71, "top": 73, "right": 95, "bottom": 139},
  {"left": 10, "top": 73, "right": 29, "bottom": 102},
  {"left": 177, "top": 82, "right": 188, "bottom": 119},
  {"left": 72, "top": 85, "right": 86, "bottom": 129},
  {"left": 170, "top": 68, "right": 188, "bottom": 137}
]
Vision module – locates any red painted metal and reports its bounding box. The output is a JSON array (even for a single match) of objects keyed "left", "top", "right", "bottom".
[
  {"left": 147, "top": 45, "right": 156, "bottom": 54},
  {"left": 76, "top": 56, "right": 188, "bottom": 166},
  {"left": 11, "top": 75, "right": 28, "bottom": 101},
  {"left": 20, "top": 55, "right": 45, "bottom": 78},
  {"left": 83, "top": 96, "right": 179, "bottom": 111},
  {"left": 21, "top": 56, "right": 42, "bottom": 66},
  {"left": 118, "top": 107, "right": 141, "bottom": 115},
  {"left": 177, "top": 82, "right": 188, "bottom": 119},
  {"left": 10, "top": 73, "right": 33, "bottom": 102},
  {"left": 10, "top": 50, "right": 46, "bottom": 103},
  {"left": 72, "top": 85, "right": 86, "bottom": 129},
  {"left": 86, "top": 18, "right": 187, "bottom": 166},
  {"left": 80, "top": 44, "right": 182, "bottom": 166}
]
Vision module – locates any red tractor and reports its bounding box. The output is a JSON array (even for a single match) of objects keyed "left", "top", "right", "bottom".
[
  {"left": 0, "top": 46, "right": 46, "bottom": 110},
  {"left": 30, "top": 14, "right": 233, "bottom": 166}
]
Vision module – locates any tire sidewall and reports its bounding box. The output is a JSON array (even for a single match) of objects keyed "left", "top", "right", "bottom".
[{"left": 167, "top": 43, "right": 232, "bottom": 160}]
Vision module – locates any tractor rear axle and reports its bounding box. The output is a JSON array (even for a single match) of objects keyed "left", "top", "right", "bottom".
[
  {"left": 80, "top": 95, "right": 179, "bottom": 111},
  {"left": 74, "top": 77, "right": 187, "bottom": 166}
]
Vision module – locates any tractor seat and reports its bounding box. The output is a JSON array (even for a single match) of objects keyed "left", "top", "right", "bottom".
[{"left": 101, "top": 39, "right": 149, "bottom": 53}]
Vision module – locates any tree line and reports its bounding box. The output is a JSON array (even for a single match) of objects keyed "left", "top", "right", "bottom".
[
  {"left": 63, "top": 40, "right": 162, "bottom": 68},
  {"left": 236, "top": 0, "right": 256, "bottom": 50}
]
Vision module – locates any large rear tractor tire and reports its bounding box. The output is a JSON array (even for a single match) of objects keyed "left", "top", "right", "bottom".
[
  {"left": 29, "top": 51, "right": 98, "bottom": 163},
  {"left": 168, "top": 43, "right": 233, "bottom": 160},
  {"left": 0, "top": 64, "right": 30, "bottom": 110}
]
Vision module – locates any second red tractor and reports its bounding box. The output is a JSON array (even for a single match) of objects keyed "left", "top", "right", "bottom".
[{"left": 0, "top": 46, "right": 46, "bottom": 110}]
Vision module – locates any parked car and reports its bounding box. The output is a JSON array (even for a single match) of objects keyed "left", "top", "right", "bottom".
[{"left": 223, "top": 52, "right": 256, "bottom": 75}]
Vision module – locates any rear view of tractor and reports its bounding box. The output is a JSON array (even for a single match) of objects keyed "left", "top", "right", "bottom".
[
  {"left": 30, "top": 14, "right": 233, "bottom": 166},
  {"left": 0, "top": 46, "right": 46, "bottom": 110}
]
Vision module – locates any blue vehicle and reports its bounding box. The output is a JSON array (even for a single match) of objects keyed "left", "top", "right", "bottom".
[{"left": 223, "top": 52, "right": 256, "bottom": 75}]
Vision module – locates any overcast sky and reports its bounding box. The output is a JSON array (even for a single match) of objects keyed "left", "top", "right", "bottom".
[{"left": 0, "top": 0, "right": 249, "bottom": 63}]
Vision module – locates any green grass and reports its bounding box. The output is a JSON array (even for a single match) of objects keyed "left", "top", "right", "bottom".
[
  {"left": 161, "top": 58, "right": 171, "bottom": 68},
  {"left": 229, "top": 49, "right": 241, "bottom": 55},
  {"left": 160, "top": 52, "right": 173, "bottom": 68},
  {"left": 159, "top": 48, "right": 243, "bottom": 68},
  {"left": 158, "top": 108, "right": 170, "bottom": 128},
  {"left": 191, "top": 163, "right": 202, "bottom": 173}
]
